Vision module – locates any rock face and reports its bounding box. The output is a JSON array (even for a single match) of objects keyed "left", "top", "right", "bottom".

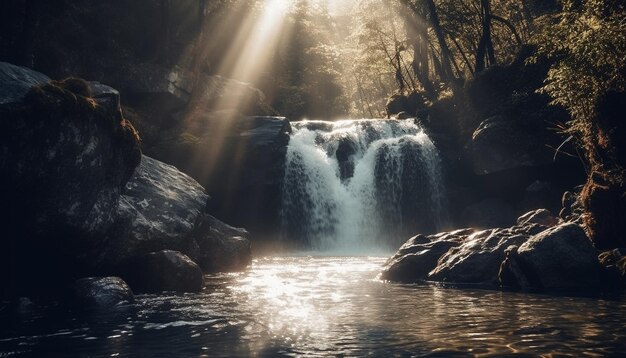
[
  {"left": 516, "top": 209, "right": 559, "bottom": 227},
  {"left": 117, "top": 64, "right": 274, "bottom": 118},
  {"left": 147, "top": 115, "right": 291, "bottom": 239},
  {"left": 0, "top": 63, "right": 140, "bottom": 237},
  {"left": 0, "top": 63, "right": 252, "bottom": 299},
  {"left": 101, "top": 155, "right": 208, "bottom": 267},
  {"left": 72, "top": 277, "right": 134, "bottom": 308},
  {"left": 102, "top": 154, "right": 252, "bottom": 273},
  {"left": 502, "top": 223, "right": 609, "bottom": 290},
  {"left": 383, "top": 210, "right": 615, "bottom": 292},
  {"left": 0, "top": 63, "right": 141, "bottom": 298},
  {"left": 0, "top": 62, "right": 51, "bottom": 104},
  {"left": 191, "top": 215, "right": 252, "bottom": 273},
  {"left": 463, "top": 115, "right": 557, "bottom": 176},
  {"left": 123, "top": 250, "right": 205, "bottom": 293}
]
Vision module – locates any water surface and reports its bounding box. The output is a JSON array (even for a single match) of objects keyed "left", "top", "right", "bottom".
[{"left": 1, "top": 256, "right": 625, "bottom": 357}]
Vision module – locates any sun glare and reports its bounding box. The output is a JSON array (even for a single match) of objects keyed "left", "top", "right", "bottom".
[{"left": 266, "top": 0, "right": 291, "bottom": 13}]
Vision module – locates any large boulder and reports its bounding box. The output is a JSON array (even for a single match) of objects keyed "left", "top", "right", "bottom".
[
  {"left": 149, "top": 115, "right": 291, "bottom": 239},
  {"left": 0, "top": 63, "right": 141, "bottom": 298},
  {"left": 516, "top": 209, "right": 559, "bottom": 227},
  {"left": 123, "top": 250, "right": 205, "bottom": 293},
  {"left": 0, "top": 63, "right": 140, "bottom": 236},
  {"left": 380, "top": 229, "right": 472, "bottom": 282},
  {"left": 428, "top": 226, "right": 535, "bottom": 286},
  {"left": 100, "top": 155, "right": 207, "bottom": 267},
  {"left": 0, "top": 62, "right": 51, "bottom": 104},
  {"left": 71, "top": 277, "right": 134, "bottom": 309},
  {"left": 191, "top": 215, "right": 252, "bottom": 273},
  {"left": 116, "top": 64, "right": 273, "bottom": 118},
  {"left": 462, "top": 115, "right": 556, "bottom": 176},
  {"left": 501, "top": 223, "right": 611, "bottom": 290},
  {"left": 101, "top": 155, "right": 253, "bottom": 273},
  {"left": 383, "top": 211, "right": 614, "bottom": 291}
]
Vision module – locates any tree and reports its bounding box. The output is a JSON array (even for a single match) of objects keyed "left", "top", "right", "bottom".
[{"left": 475, "top": 0, "right": 496, "bottom": 73}]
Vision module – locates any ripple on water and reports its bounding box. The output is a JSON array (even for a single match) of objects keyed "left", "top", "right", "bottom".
[{"left": 1, "top": 256, "right": 625, "bottom": 357}]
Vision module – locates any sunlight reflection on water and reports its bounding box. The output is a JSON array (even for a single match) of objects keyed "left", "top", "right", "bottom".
[{"left": 1, "top": 256, "right": 625, "bottom": 357}]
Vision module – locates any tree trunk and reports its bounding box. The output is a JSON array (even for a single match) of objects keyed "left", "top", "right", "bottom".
[
  {"left": 475, "top": 0, "right": 496, "bottom": 73},
  {"left": 401, "top": 0, "right": 436, "bottom": 98},
  {"left": 423, "top": 0, "right": 454, "bottom": 81}
]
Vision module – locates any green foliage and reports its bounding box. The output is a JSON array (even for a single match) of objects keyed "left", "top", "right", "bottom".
[{"left": 532, "top": 0, "right": 626, "bottom": 159}]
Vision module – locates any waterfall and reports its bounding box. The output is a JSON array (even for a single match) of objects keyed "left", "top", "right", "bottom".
[{"left": 281, "top": 119, "right": 447, "bottom": 252}]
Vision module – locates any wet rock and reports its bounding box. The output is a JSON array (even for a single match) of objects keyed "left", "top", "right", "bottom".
[
  {"left": 72, "top": 277, "right": 134, "bottom": 308},
  {"left": 429, "top": 227, "right": 530, "bottom": 286},
  {"left": 102, "top": 155, "right": 252, "bottom": 273},
  {"left": 123, "top": 250, "right": 204, "bottom": 293},
  {"left": 381, "top": 230, "right": 472, "bottom": 282},
  {"left": 192, "top": 215, "right": 252, "bottom": 273},
  {"left": 503, "top": 223, "right": 610, "bottom": 290},
  {"left": 100, "top": 155, "right": 207, "bottom": 267},
  {"left": 516, "top": 209, "right": 559, "bottom": 227}
]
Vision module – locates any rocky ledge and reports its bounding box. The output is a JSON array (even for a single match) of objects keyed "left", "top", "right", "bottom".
[
  {"left": 0, "top": 62, "right": 251, "bottom": 300},
  {"left": 382, "top": 209, "right": 624, "bottom": 292}
]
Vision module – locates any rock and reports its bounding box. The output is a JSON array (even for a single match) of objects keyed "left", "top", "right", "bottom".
[
  {"left": 395, "top": 111, "right": 412, "bottom": 119},
  {"left": 123, "top": 250, "right": 204, "bottom": 293},
  {"left": 101, "top": 155, "right": 252, "bottom": 274},
  {"left": 192, "top": 215, "right": 252, "bottom": 273},
  {"left": 117, "top": 64, "right": 273, "bottom": 116},
  {"left": 383, "top": 224, "right": 550, "bottom": 287},
  {"left": 386, "top": 94, "right": 409, "bottom": 116},
  {"left": 202, "top": 116, "right": 291, "bottom": 238},
  {"left": 429, "top": 227, "right": 530, "bottom": 286},
  {"left": 98, "top": 155, "right": 207, "bottom": 267},
  {"left": 0, "top": 64, "right": 141, "bottom": 298},
  {"left": 461, "top": 198, "right": 517, "bottom": 228},
  {"left": 463, "top": 115, "right": 556, "bottom": 175},
  {"left": 0, "top": 62, "right": 50, "bottom": 104},
  {"left": 559, "top": 190, "right": 584, "bottom": 223},
  {"left": 517, "top": 209, "right": 559, "bottom": 227},
  {"left": 503, "top": 223, "right": 610, "bottom": 290},
  {"left": 115, "top": 63, "right": 191, "bottom": 112},
  {"left": 380, "top": 229, "right": 473, "bottom": 283},
  {"left": 72, "top": 277, "right": 134, "bottom": 308}
]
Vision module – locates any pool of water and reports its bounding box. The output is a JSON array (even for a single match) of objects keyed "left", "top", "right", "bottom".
[{"left": 1, "top": 256, "right": 625, "bottom": 357}]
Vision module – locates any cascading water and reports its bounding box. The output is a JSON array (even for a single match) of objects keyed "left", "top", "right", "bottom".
[{"left": 281, "top": 119, "right": 448, "bottom": 252}]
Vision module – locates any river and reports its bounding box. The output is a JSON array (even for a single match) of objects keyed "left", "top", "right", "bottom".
[{"left": 1, "top": 256, "right": 625, "bottom": 357}]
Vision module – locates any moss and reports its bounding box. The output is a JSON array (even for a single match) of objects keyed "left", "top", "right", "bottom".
[
  {"left": 22, "top": 79, "right": 142, "bottom": 183},
  {"left": 54, "top": 77, "right": 93, "bottom": 98}
]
